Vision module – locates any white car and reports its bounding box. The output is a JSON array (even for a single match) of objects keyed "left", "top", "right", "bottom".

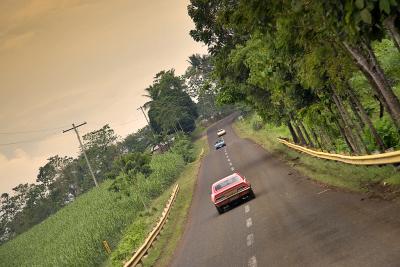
[{"left": 217, "top": 129, "right": 226, "bottom": 137}]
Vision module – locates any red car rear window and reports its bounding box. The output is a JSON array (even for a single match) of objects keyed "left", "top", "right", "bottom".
[{"left": 214, "top": 176, "right": 241, "bottom": 191}]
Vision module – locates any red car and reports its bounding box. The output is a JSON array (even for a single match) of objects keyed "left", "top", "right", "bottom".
[{"left": 211, "top": 173, "right": 255, "bottom": 214}]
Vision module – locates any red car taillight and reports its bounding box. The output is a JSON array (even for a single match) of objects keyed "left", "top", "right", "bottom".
[{"left": 215, "top": 195, "right": 225, "bottom": 202}]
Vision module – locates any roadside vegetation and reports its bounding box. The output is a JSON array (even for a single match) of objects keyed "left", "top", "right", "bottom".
[
  {"left": 183, "top": 1, "right": 400, "bottom": 194},
  {"left": 110, "top": 138, "right": 207, "bottom": 267},
  {"left": 235, "top": 113, "right": 400, "bottom": 196},
  {"left": 187, "top": 1, "right": 400, "bottom": 156}
]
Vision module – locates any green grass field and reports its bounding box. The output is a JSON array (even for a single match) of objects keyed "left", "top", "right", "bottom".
[
  {"left": 0, "top": 179, "right": 141, "bottom": 267},
  {"left": 0, "top": 139, "right": 200, "bottom": 267},
  {"left": 234, "top": 114, "right": 400, "bottom": 193}
]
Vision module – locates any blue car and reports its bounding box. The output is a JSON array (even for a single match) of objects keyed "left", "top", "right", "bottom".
[{"left": 214, "top": 138, "right": 226, "bottom": 149}]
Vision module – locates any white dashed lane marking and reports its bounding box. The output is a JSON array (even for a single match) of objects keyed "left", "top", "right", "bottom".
[
  {"left": 246, "top": 217, "right": 253, "bottom": 228},
  {"left": 245, "top": 205, "right": 250, "bottom": 213},
  {"left": 247, "top": 233, "right": 254, "bottom": 247},
  {"left": 227, "top": 158, "right": 231, "bottom": 162},
  {"left": 230, "top": 167, "right": 235, "bottom": 171},
  {"left": 248, "top": 256, "right": 257, "bottom": 267},
  {"left": 229, "top": 162, "right": 233, "bottom": 166},
  {"left": 317, "top": 189, "right": 330, "bottom": 195}
]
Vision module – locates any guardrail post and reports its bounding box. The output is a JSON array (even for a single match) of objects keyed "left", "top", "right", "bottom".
[
  {"left": 102, "top": 240, "right": 111, "bottom": 254},
  {"left": 123, "top": 184, "right": 180, "bottom": 267}
]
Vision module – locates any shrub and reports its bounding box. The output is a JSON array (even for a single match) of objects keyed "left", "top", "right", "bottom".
[
  {"left": 250, "top": 115, "right": 264, "bottom": 131},
  {"left": 109, "top": 151, "right": 185, "bottom": 266},
  {"left": 369, "top": 117, "right": 400, "bottom": 150},
  {"left": 169, "top": 135, "right": 195, "bottom": 163},
  {"left": 149, "top": 152, "right": 185, "bottom": 187}
]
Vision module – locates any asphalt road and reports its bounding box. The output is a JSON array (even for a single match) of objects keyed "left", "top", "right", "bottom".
[{"left": 171, "top": 115, "right": 400, "bottom": 267}]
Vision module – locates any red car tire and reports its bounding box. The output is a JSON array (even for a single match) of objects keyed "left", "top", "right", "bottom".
[
  {"left": 216, "top": 206, "right": 224, "bottom": 214},
  {"left": 249, "top": 189, "right": 255, "bottom": 199}
]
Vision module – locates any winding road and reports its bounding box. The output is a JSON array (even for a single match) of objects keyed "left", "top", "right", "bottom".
[{"left": 171, "top": 115, "right": 400, "bottom": 267}]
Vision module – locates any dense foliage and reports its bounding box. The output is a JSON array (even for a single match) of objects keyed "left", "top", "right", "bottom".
[
  {"left": 187, "top": 0, "right": 400, "bottom": 154},
  {"left": 184, "top": 54, "right": 236, "bottom": 121},
  {"left": 145, "top": 70, "right": 198, "bottom": 134}
]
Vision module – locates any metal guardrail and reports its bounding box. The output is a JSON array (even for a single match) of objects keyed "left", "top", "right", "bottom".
[
  {"left": 123, "top": 184, "right": 180, "bottom": 267},
  {"left": 277, "top": 138, "right": 400, "bottom": 165}
]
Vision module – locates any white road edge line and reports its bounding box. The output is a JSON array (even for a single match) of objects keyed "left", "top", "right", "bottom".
[
  {"left": 247, "top": 233, "right": 254, "bottom": 247},
  {"left": 246, "top": 217, "right": 253, "bottom": 228},
  {"left": 248, "top": 256, "right": 257, "bottom": 267},
  {"left": 317, "top": 189, "right": 330, "bottom": 195},
  {"left": 245, "top": 205, "right": 250, "bottom": 213}
]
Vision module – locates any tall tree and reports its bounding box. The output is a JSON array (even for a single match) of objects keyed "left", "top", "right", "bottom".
[{"left": 146, "top": 70, "right": 198, "bottom": 134}]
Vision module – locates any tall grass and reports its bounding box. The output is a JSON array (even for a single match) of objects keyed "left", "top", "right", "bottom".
[
  {"left": 0, "top": 180, "right": 141, "bottom": 267},
  {"left": 0, "top": 149, "right": 189, "bottom": 267},
  {"left": 109, "top": 151, "right": 185, "bottom": 266}
]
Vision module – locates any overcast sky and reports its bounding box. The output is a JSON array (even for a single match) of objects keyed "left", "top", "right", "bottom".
[{"left": 0, "top": 0, "right": 206, "bottom": 194}]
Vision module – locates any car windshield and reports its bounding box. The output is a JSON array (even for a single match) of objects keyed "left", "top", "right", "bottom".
[
  {"left": 214, "top": 176, "right": 241, "bottom": 191},
  {"left": 215, "top": 139, "right": 223, "bottom": 144}
]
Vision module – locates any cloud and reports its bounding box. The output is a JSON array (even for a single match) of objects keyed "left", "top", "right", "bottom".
[
  {"left": 0, "top": 31, "right": 36, "bottom": 50},
  {"left": 0, "top": 0, "right": 91, "bottom": 50},
  {"left": 0, "top": 131, "right": 82, "bottom": 195},
  {"left": 6, "top": 0, "right": 86, "bottom": 24}
]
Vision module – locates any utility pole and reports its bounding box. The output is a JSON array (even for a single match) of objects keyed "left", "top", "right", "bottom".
[{"left": 63, "top": 122, "right": 98, "bottom": 187}]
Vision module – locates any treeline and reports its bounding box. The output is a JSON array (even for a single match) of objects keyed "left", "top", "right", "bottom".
[
  {"left": 0, "top": 125, "right": 139, "bottom": 244},
  {"left": 187, "top": 0, "right": 400, "bottom": 154},
  {"left": 0, "top": 67, "right": 230, "bottom": 245}
]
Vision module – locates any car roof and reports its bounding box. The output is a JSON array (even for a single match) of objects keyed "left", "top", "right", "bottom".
[{"left": 212, "top": 173, "right": 242, "bottom": 188}]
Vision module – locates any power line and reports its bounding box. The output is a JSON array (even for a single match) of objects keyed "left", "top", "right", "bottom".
[
  {"left": 114, "top": 118, "right": 142, "bottom": 126},
  {"left": 0, "top": 125, "right": 69, "bottom": 135},
  {"left": 0, "top": 117, "right": 145, "bottom": 147},
  {"left": 0, "top": 132, "right": 61, "bottom": 146}
]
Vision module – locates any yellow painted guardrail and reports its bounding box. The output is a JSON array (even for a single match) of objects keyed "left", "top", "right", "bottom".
[
  {"left": 277, "top": 138, "right": 400, "bottom": 165},
  {"left": 123, "top": 184, "right": 180, "bottom": 267}
]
